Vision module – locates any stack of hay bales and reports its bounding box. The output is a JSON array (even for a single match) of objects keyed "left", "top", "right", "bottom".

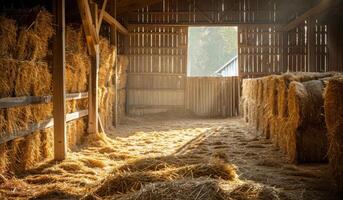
[
  {"left": 241, "top": 72, "right": 336, "bottom": 164},
  {"left": 0, "top": 10, "right": 90, "bottom": 174},
  {"left": 98, "top": 38, "right": 116, "bottom": 130},
  {"left": 324, "top": 75, "right": 343, "bottom": 192},
  {"left": 116, "top": 56, "right": 128, "bottom": 123}
]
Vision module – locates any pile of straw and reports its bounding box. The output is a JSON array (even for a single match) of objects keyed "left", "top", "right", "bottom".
[
  {"left": 88, "top": 156, "right": 236, "bottom": 199},
  {"left": 119, "top": 178, "right": 228, "bottom": 200},
  {"left": 324, "top": 76, "right": 343, "bottom": 192}
]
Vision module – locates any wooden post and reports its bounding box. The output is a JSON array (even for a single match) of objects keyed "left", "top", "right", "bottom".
[
  {"left": 53, "top": 0, "right": 67, "bottom": 160},
  {"left": 110, "top": 0, "right": 118, "bottom": 127},
  {"left": 88, "top": 2, "right": 99, "bottom": 134}
]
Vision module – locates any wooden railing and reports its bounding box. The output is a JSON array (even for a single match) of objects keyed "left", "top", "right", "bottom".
[{"left": 0, "top": 92, "right": 88, "bottom": 144}]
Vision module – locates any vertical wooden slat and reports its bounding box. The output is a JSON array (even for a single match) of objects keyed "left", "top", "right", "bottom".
[{"left": 53, "top": 0, "right": 67, "bottom": 160}]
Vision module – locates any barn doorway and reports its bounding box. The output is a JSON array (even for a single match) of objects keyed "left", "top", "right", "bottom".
[
  {"left": 185, "top": 27, "right": 239, "bottom": 117},
  {"left": 187, "top": 26, "right": 238, "bottom": 77}
]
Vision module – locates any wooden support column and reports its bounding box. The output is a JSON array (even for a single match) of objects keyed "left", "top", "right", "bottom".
[
  {"left": 53, "top": 0, "right": 67, "bottom": 160},
  {"left": 109, "top": 0, "right": 118, "bottom": 127},
  {"left": 88, "top": 2, "right": 99, "bottom": 134},
  {"left": 88, "top": 46, "right": 99, "bottom": 133}
]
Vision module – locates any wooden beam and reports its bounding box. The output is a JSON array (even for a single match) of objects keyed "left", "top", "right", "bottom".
[
  {"left": 194, "top": 6, "right": 214, "bottom": 23},
  {"left": 0, "top": 110, "right": 88, "bottom": 145},
  {"left": 102, "top": 11, "right": 129, "bottom": 35},
  {"left": 53, "top": 0, "right": 67, "bottom": 161},
  {"left": 0, "top": 92, "right": 88, "bottom": 109},
  {"left": 88, "top": 44, "right": 100, "bottom": 134},
  {"left": 97, "top": 0, "right": 108, "bottom": 34},
  {"left": 109, "top": 0, "right": 119, "bottom": 127},
  {"left": 77, "top": 0, "right": 99, "bottom": 55},
  {"left": 282, "top": 0, "right": 340, "bottom": 31},
  {"left": 127, "top": 23, "right": 281, "bottom": 28},
  {"left": 117, "top": 0, "right": 162, "bottom": 15},
  {"left": 0, "top": 96, "right": 51, "bottom": 109}
]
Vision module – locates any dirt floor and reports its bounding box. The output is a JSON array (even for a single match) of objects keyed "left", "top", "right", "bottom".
[{"left": 0, "top": 114, "right": 340, "bottom": 200}]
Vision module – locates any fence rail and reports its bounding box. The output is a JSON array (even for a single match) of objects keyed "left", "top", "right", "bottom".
[{"left": 0, "top": 92, "right": 89, "bottom": 144}]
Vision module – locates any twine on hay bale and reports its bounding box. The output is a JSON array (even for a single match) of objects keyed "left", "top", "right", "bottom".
[{"left": 324, "top": 76, "right": 343, "bottom": 192}]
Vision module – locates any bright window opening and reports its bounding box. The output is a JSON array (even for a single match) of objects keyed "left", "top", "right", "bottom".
[{"left": 187, "top": 26, "right": 238, "bottom": 77}]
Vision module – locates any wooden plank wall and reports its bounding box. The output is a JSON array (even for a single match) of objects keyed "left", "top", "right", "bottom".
[
  {"left": 126, "top": 25, "right": 188, "bottom": 114},
  {"left": 238, "top": 25, "right": 283, "bottom": 78},
  {"left": 126, "top": 0, "right": 277, "bottom": 25},
  {"left": 185, "top": 77, "right": 240, "bottom": 117},
  {"left": 327, "top": 17, "right": 343, "bottom": 71},
  {"left": 286, "top": 20, "right": 328, "bottom": 72}
]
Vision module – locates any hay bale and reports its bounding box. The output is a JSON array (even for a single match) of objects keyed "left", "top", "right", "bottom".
[
  {"left": 286, "top": 80, "right": 327, "bottom": 163},
  {"left": 7, "top": 106, "right": 32, "bottom": 133},
  {"left": 241, "top": 79, "right": 250, "bottom": 122},
  {"left": 0, "top": 109, "right": 6, "bottom": 133},
  {"left": 22, "top": 131, "right": 42, "bottom": 170},
  {"left": 40, "top": 128, "right": 54, "bottom": 160},
  {"left": 66, "top": 53, "right": 89, "bottom": 93},
  {"left": 15, "top": 61, "right": 52, "bottom": 96},
  {"left": 275, "top": 75, "right": 292, "bottom": 152},
  {"left": 67, "top": 119, "right": 86, "bottom": 150},
  {"left": 261, "top": 77, "right": 270, "bottom": 137},
  {"left": 0, "top": 143, "right": 9, "bottom": 173},
  {"left": 7, "top": 138, "right": 26, "bottom": 173},
  {"left": 118, "top": 56, "right": 128, "bottom": 75},
  {"left": 118, "top": 74, "right": 127, "bottom": 90},
  {"left": 0, "top": 59, "right": 17, "bottom": 98},
  {"left": 324, "top": 76, "right": 343, "bottom": 191},
  {"left": 266, "top": 76, "right": 279, "bottom": 141},
  {"left": 16, "top": 10, "right": 54, "bottom": 61},
  {"left": 30, "top": 103, "right": 53, "bottom": 123},
  {"left": 99, "top": 37, "right": 116, "bottom": 88},
  {"left": 256, "top": 78, "right": 264, "bottom": 132},
  {"left": 0, "top": 17, "right": 17, "bottom": 58},
  {"left": 66, "top": 26, "right": 87, "bottom": 55},
  {"left": 118, "top": 89, "right": 126, "bottom": 106}
]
